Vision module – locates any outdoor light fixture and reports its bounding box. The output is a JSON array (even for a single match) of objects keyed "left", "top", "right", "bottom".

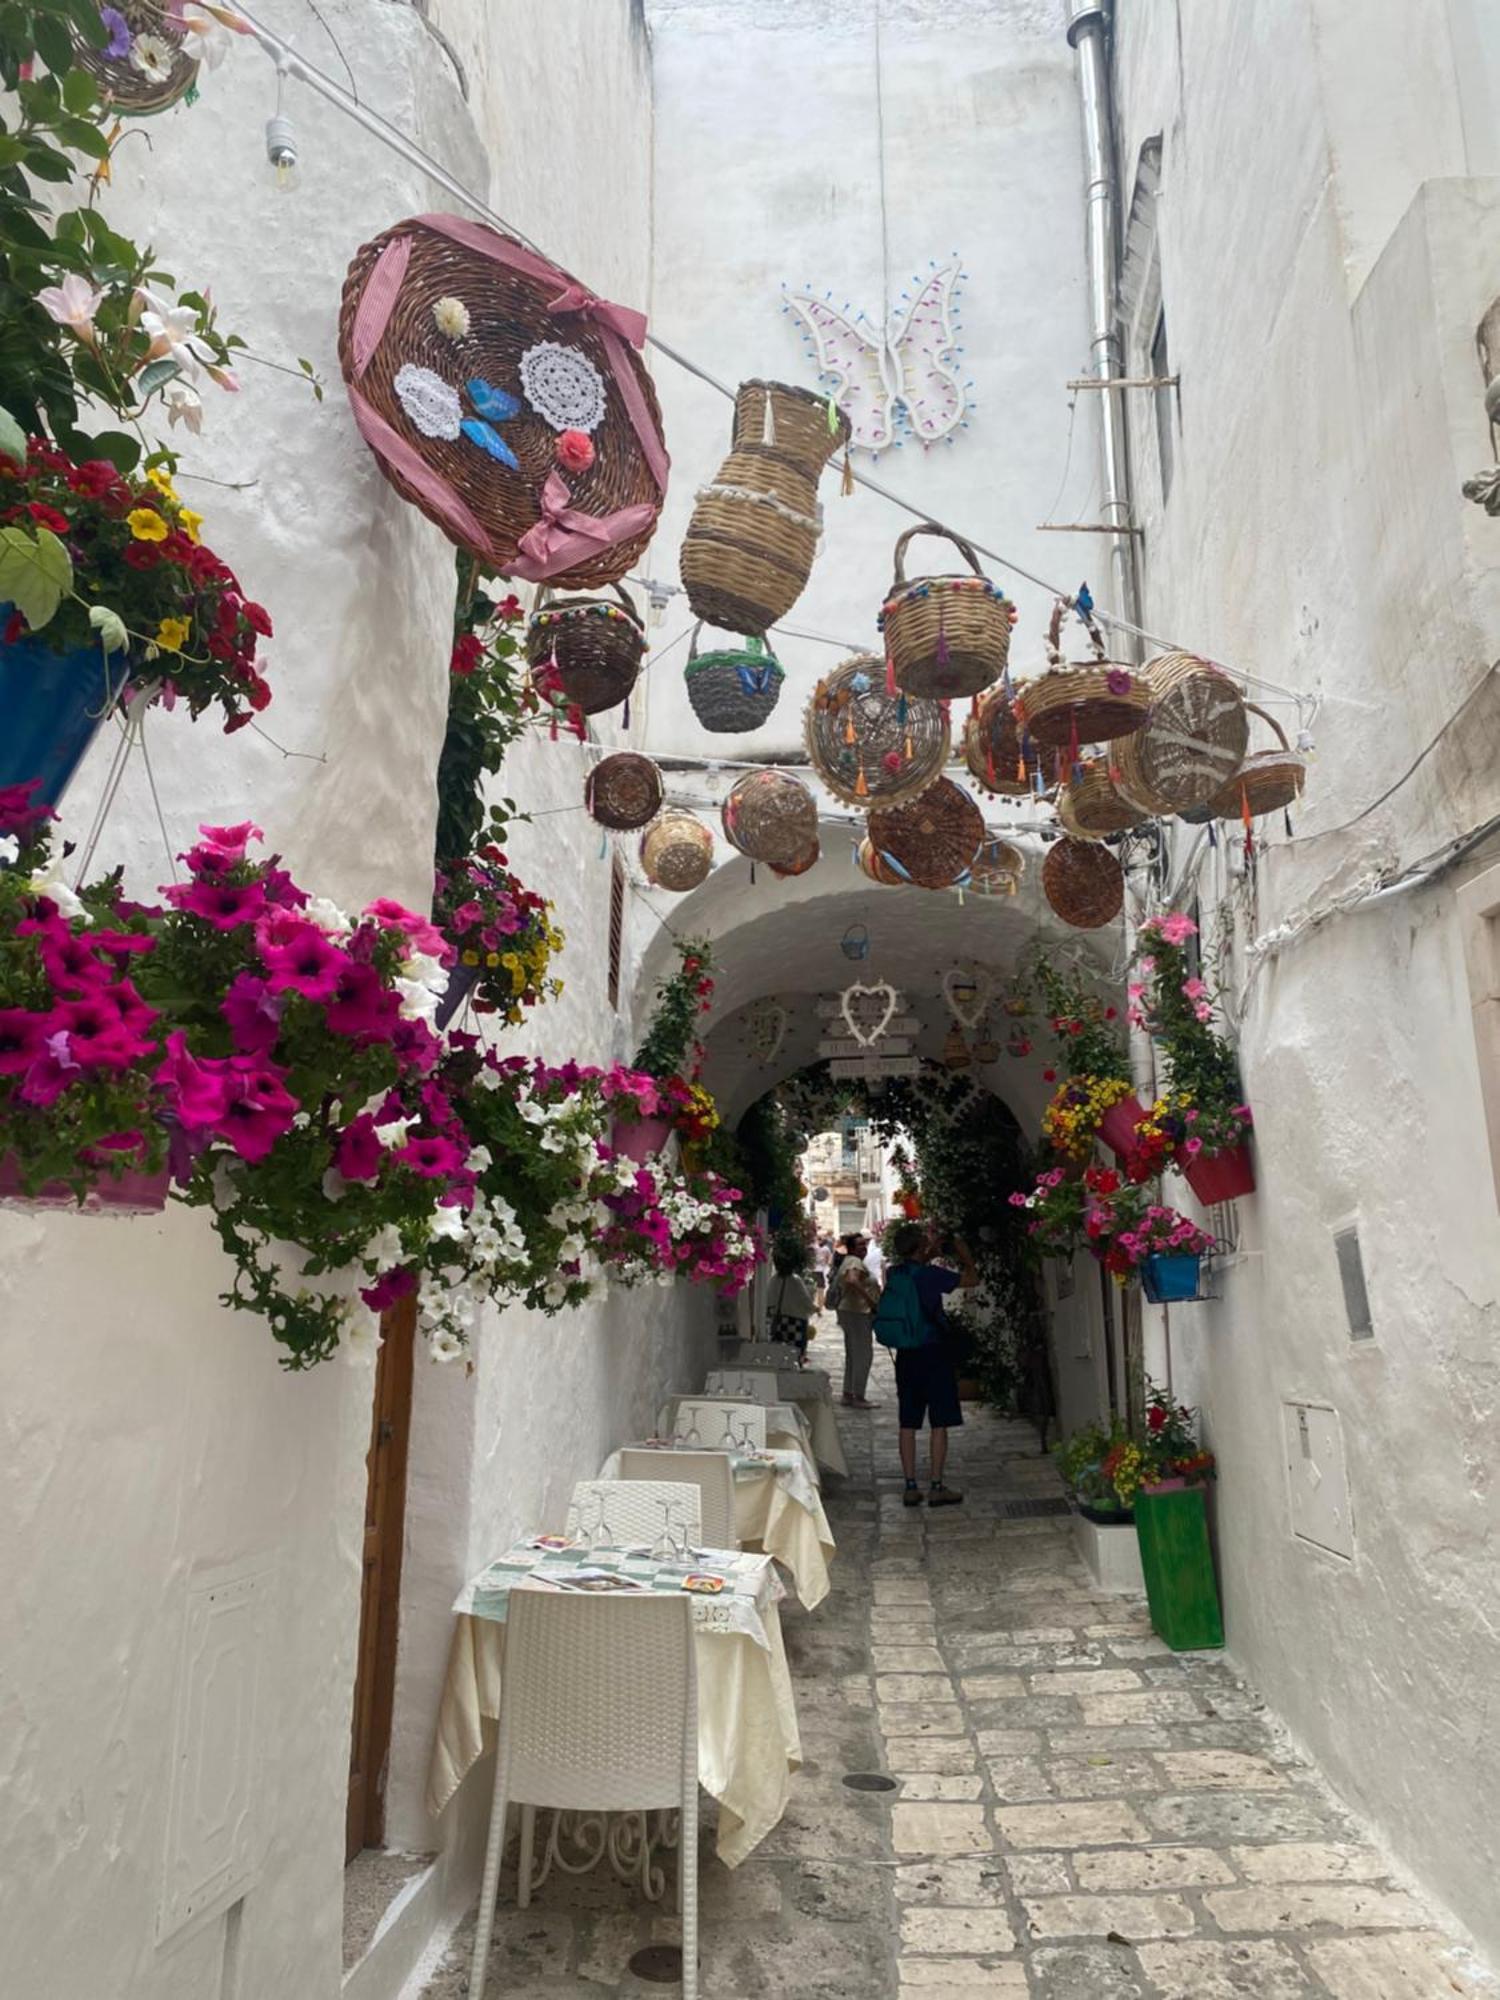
[{"left": 265, "top": 59, "right": 300, "bottom": 192}]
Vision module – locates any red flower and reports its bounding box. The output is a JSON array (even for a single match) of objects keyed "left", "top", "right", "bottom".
[
  {"left": 123, "top": 541, "right": 163, "bottom": 570},
  {"left": 451, "top": 633, "right": 484, "bottom": 676},
  {"left": 1148, "top": 1405, "right": 1168, "bottom": 1432},
  {"left": 243, "top": 602, "right": 273, "bottom": 638},
  {"left": 26, "top": 502, "right": 71, "bottom": 534},
  {"left": 3, "top": 610, "right": 26, "bottom": 645},
  {"left": 555, "top": 428, "right": 595, "bottom": 473},
  {"left": 1042, "top": 1067, "right": 1056, "bottom": 1083}
]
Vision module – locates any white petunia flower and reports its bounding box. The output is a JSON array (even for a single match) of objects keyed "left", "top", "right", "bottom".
[
  {"left": 375, "top": 1116, "right": 416, "bottom": 1150},
  {"left": 429, "top": 1203, "right": 467, "bottom": 1242},
  {"left": 304, "top": 895, "right": 352, "bottom": 936},
  {"left": 428, "top": 1325, "right": 466, "bottom": 1362},
  {"left": 395, "top": 976, "right": 440, "bottom": 1024}
]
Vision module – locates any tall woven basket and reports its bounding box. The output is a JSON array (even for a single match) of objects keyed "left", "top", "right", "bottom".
[
  {"left": 586, "top": 752, "right": 663, "bottom": 831},
  {"left": 721, "top": 771, "right": 818, "bottom": 868},
  {"left": 73, "top": 5, "right": 199, "bottom": 113},
  {"left": 339, "top": 216, "right": 667, "bottom": 587},
  {"left": 1057, "top": 761, "right": 1150, "bottom": 840},
  {"left": 1042, "top": 836, "right": 1124, "bottom": 929},
  {"left": 1113, "top": 653, "right": 1248, "bottom": 814},
  {"left": 867, "top": 778, "right": 986, "bottom": 890},
  {"left": 684, "top": 624, "right": 786, "bottom": 733},
  {"left": 1015, "top": 600, "right": 1150, "bottom": 750},
  {"left": 732, "top": 381, "right": 849, "bottom": 480},
  {"left": 1206, "top": 704, "right": 1306, "bottom": 821},
  {"left": 878, "top": 525, "right": 1015, "bottom": 700},
  {"left": 805, "top": 654, "right": 950, "bottom": 808},
  {"left": 525, "top": 584, "right": 645, "bottom": 716},
  {"left": 964, "top": 687, "right": 1056, "bottom": 797},
  {"left": 681, "top": 445, "right": 825, "bottom": 635},
  {"left": 641, "top": 811, "right": 714, "bottom": 892}
]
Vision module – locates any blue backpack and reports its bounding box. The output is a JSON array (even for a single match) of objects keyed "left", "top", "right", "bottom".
[{"left": 874, "top": 1265, "right": 929, "bottom": 1350}]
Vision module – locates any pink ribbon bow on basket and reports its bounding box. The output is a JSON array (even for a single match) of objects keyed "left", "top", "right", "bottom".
[
  {"left": 547, "top": 284, "right": 648, "bottom": 350},
  {"left": 511, "top": 471, "right": 657, "bottom": 583}
]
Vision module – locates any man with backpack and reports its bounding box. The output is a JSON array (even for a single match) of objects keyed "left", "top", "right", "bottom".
[{"left": 874, "top": 1221, "right": 978, "bottom": 1507}]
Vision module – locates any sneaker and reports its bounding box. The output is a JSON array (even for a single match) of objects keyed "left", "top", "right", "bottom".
[
  {"left": 928, "top": 1484, "right": 964, "bottom": 1507},
  {"left": 902, "top": 1484, "right": 925, "bottom": 1508},
  {"left": 851, "top": 1398, "right": 880, "bottom": 1410}
]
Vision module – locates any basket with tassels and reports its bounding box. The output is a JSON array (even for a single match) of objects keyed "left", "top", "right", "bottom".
[
  {"left": 640, "top": 810, "right": 714, "bottom": 892},
  {"left": 866, "top": 777, "right": 986, "bottom": 891},
  {"left": 968, "top": 838, "right": 1025, "bottom": 897},
  {"left": 1057, "top": 760, "right": 1150, "bottom": 840},
  {"left": 721, "top": 770, "right": 818, "bottom": 869},
  {"left": 684, "top": 622, "right": 785, "bottom": 733},
  {"left": 877, "top": 525, "right": 1015, "bottom": 701},
  {"left": 732, "top": 380, "right": 850, "bottom": 482},
  {"left": 964, "top": 686, "right": 1057, "bottom": 797},
  {"left": 1112, "top": 652, "right": 1249, "bottom": 815},
  {"left": 525, "top": 583, "right": 645, "bottom": 717},
  {"left": 585, "top": 751, "right": 664, "bottom": 831},
  {"left": 805, "top": 654, "right": 950, "bottom": 809},
  {"left": 857, "top": 837, "right": 905, "bottom": 885},
  {"left": 1042, "top": 835, "right": 1124, "bottom": 929},
  {"left": 1205, "top": 704, "right": 1306, "bottom": 822},
  {"left": 1015, "top": 598, "right": 1151, "bottom": 751}
]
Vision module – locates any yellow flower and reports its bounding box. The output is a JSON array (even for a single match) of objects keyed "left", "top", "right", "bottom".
[
  {"left": 145, "top": 467, "right": 178, "bottom": 502},
  {"left": 177, "top": 508, "right": 204, "bottom": 545},
  {"left": 127, "top": 508, "right": 168, "bottom": 542},
  {"left": 155, "top": 615, "right": 190, "bottom": 653}
]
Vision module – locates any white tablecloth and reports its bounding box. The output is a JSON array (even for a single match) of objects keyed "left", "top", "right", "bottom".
[
  {"left": 427, "top": 1542, "right": 802, "bottom": 1866},
  {"left": 707, "top": 1362, "right": 848, "bottom": 1477},
  {"left": 659, "top": 1395, "right": 820, "bottom": 1479}
]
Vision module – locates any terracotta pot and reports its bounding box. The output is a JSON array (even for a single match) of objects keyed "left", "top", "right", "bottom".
[
  {"left": 1097, "top": 1093, "right": 1148, "bottom": 1159},
  {"left": 611, "top": 1115, "right": 673, "bottom": 1162},
  {"left": 0, "top": 1153, "right": 170, "bottom": 1215},
  {"left": 1183, "top": 1141, "right": 1255, "bottom": 1204}
]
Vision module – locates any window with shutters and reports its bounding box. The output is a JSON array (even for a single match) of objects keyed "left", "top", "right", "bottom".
[{"left": 606, "top": 855, "right": 626, "bottom": 1011}]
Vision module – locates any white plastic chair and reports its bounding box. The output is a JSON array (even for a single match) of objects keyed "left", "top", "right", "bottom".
[
  {"left": 669, "top": 1399, "right": 767, "bottom": 1452},
  {"left": 618, "top": 1449, "right": 738, "bottom": 1550},
  {"left": 468, "top": 1586, "right": 698, "bottom": 2000},
  {"left": 564, "top": 1478, "right": 702, "bottom": 1552}
]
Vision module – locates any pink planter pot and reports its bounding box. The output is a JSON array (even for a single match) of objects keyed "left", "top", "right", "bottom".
[
  {"left": 1183, "top": 1141, "right": 1256, "bottom": 1204},
  {"left": 0, "top": 1153, "right": 171, "bottom": 1215},
  {"left": 611, "top": 1115, "right": 673, "bottom": 1162},
  {"left": 1097, "top": 1093, "right": 1148, "bottom": 1159},
  {"left": 1140, "top": 1476, "right": 1187, "bottom": 1494}
]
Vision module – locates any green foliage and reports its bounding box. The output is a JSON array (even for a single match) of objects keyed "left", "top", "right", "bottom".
[
  {"left": 1133, "top": 916, "right": 1252, "bottom": 1153},
  {"left": 0, "top": 521, "right": 71, "bottom": 627},
  {"left": 633, "top": 936, "right": 714, "bottom": 1081},
  {"left": 435, "top": 566, "right": 535, "bottom": 868},
  {"left": 1028, "top": 954, "right": 1130, "bottom": 1081}
]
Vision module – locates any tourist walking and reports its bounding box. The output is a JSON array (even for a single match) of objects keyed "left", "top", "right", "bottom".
[
  {"left": 832, "top": 1231, "right": 881, "bottom": 1408},
  {"left": 811, "top": 1234, "right": 833, "bottom": 1314},
  {"left": 766, "top": 1251, "right": 816, "bottom": 1364},
  {"left": 875, "top": 1221, "right": 977, "bottom": 1507}
]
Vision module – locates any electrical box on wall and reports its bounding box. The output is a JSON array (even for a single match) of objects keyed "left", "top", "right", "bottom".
[{"left": 1282, "top": 1401, "right": 1355, "bottom": 1561}]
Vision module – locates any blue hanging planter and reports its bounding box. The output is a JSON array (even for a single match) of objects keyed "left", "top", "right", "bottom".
[
  {"left": 1141, "top": 1252, "right": 1204, "bottom": 1304},
  {"left": 0, "top": 612, "right": 131, "bottom": 808}
]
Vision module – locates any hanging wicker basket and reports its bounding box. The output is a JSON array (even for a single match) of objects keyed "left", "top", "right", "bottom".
[
  {"left": 525, "top": 584, "right": 645, "bottom": 716},
  {"left": 1057, "top": 760, "right": 1150, "bottom": 840},
  {"left": 641, "top": 811, "right": 714, "bottom": 892},
  {"left": 1207, "top": 704, "right": 1306, "bottom": 820},
  {"left": 770, "top": 834, "right": 820, "bottom": 879},
  {"left": 731, "top": 380, "right": 849, "bottom": 479},
  {"left": 684, "top": 622, "right": 786, "bottom": 733},
  {"left": 339, "top": 216, "right": 667, "bottom": 587},
  {"left": 721, "top": 770, "right": 818, "bottom": 868},
  {"left": 857, "top": 837, "right": 905, "bottom": 885},
  {"left": 805, "top": 653, "right": 950, "bottom": 808},
  {"left": 585, "top": 752, "right": 663, "bottom": 831},
  {"left": 680, "top": 445, "right": 823, "bottom": 635},
  {"left": 1042, "top": 836, "right": 1125, "bottom": 929},
  {"left": 867, "top": 777, "right": 986, "bottom": 890},
  {"left": 968, "top": 838, "right": 1025, "bottom": 897},
  {"left": 878, "top": 525, "right": 1015, "bottom": 700},
  {"left": 1113, "top": 652, "right": 1249, "bottom": 814},
  {"left": 963, "top": 687, "right": 1057, "bottom": 797},
  {"left": 73, "top": 4, "right": 199, "bottom": 115},
  {"left": 1015, "top": 599, "right": 1150, "bottom": 749}
]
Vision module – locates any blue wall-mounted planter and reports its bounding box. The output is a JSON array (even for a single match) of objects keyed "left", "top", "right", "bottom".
[
  {"left": 0, "top": 614, "right": 130, "bottom": 807},
  {"left": 1142, "top": 1252, "right": 1204, "bottom": 1304}
]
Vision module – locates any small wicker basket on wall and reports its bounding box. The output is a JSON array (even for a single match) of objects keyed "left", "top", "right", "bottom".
[
  {"left": 805, "top": 654, "right": 951, "bottom": 808},
  {"left": 866, "top": 777, "right": 987, "bottom": 890},
  {"left": 525, "top": 584, "right": 645, "bottom": 716},
  {"left": 1041, "top": 835, "right": 1125, "bottom": 929},
  {"left": 878, "top": 525, "right": 1016, "bottom": 701},
  {"left": 73, "top": 4, "right": 199, "bottom": 114},
  {"left": 964, "top": 687, "right": 1056, "bottom": 797},
  {"left": 1112, "top": 652, "right": 1248, "bottom": 814},
  {"left": 1015, "top": 599, "right": 1150, "bottom": 749},
  {"left": 585, "top": 752, "right": 664, "bottom": 831},
  {"left": 641, "top": 811, "right": 715, "bottom": 892},
  {"left": 683, "top": 624, "right": 786, "bottom": 733},
  {"left": 721, "top": 770, "right": 818, "bottom": 869}
]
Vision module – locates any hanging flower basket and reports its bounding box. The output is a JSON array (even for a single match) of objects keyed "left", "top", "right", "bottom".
[
  {"left": 731, "top": 380, "right": 849, "bottom": 479},
  {"left": 338, "top": 215, "right": 667, "bottom": 587},
  {"left": 683, "top": 623, "right": 785, "bottom": 733},
  {"left": 1015, "top": 599, "right": 1150, "bottom": 749},
  {"left": 963, "top": 687, "right": 1055, "bottom": 797},
  {"left": 640, "top": 810, "right": 714, "bottom": 892},
  {"left": 72, "top": 3, "right": 200, "bottom": 116},
  {"left": 0, "top": 620, "right": 131, "bottom": 809},
  {"left": 1141, "top": 1252, "right": 1206, "bottom": 1304},
  {"left": 1097, "top": 1093, "right": 1149, "bottom": 1159},
  {"left": 433, "top": 960, "right": 480, "bottom": 1032},
  {"left": 1183, "top": 1141, "right": 1256, "bottom": 1204},
  {"left": 878, "top": 524, "right": 1015, "bottom": 700},
  {"left": 0, "top": 1152, "right": 170, "bottom": 1213},
  {"left": 1113, "top": 652, "right": 1249, "bottom": 814},
  {"left": 611, "top": 1114, "right": 674, "bottom": 1162},
  {"left": 867, "top": 777, "right": 986, "bottom": 890},
  {"left": 805, "top": 653, "right": 950, "bottom": 807},
  {"left": 721, "top": 769, "right": 817, "bottom": 868},
  {"left": 524, "top": 583, "right": 644, "bottom": 717},
  {"left": 585, "top": 752, "right": 664, "bottom": 831},
  {"left": 1057, "top": 760, "right": 1150, "bottom": 840},
  {"left": 1042, "top": 836, "right": 1124, "bottom": 929},
  {"left": 1206, "top": 705, "right": 1306, "bottom": 822}
]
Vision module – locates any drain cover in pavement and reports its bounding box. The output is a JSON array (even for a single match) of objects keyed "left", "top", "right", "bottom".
[
  {"left": 628, "top": 1945, "right": 684, "bottom": 1982},
  {"left": 1003, "top": 1497, "right": 1071, "bottom": 1518},
  {"left": 842, "top": 1772, "right": 898, "bottom": 1793}
]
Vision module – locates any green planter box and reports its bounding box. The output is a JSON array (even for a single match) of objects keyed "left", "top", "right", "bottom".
[{"left": 1134, "top": 1483, "right": 1224, "bottom": 1651}]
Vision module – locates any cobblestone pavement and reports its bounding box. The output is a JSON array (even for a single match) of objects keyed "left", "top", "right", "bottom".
[{"left": 424, "top": 1344, "right": 1497, "bottom": 1998}]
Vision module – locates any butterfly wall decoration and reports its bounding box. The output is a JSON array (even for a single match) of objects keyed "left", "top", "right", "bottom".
[{"left": 782, "top": 261, "right": 971, "bottom": 455}]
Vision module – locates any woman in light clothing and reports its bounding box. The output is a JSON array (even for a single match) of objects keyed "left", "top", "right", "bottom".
[{"left": 833, "top": 1233, "right": 881, "bottom": 1408}]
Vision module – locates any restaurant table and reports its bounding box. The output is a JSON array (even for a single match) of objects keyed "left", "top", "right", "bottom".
[
  {"left": 659, "top": 1394, "right": 819, "bottom": 1478},
  {"left": 427, "top": 1540, "right": 801, "bottom": 1866},
  {"left": 602, "top": 1442, "right": 835, "bottom": 1610},
  {"left": 704, "top": 1367, "right": 849, "bottom": 1479}
]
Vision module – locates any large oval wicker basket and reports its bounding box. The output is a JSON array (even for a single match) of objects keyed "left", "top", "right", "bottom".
[
  {"left": 1015, "top": 600, "right": 1150, "bottom": 749},
  {"left": 1113, "top": 652, "right": 1248, "bottom": 814},
  {"left": 681, "top": 445, "right": 823, "bottom": 635},
  {"left": 857, "top": 837, "right": 905, "bottom": 886},
  {"left": 684, "top": 623, "right": 786, "bottom": 733},
  {"left": 1042, "top": 836, "right": 1124, "bottom": 929},
  {"left": 721, "top": 770, "right": 818, "bottom": 868},
  {"left": 805, "top": 654, "right": 951, "bottom": 808},
  {"left": 1207, "top": 704, "right": 1306, "bottom": 820},
  {"left": 525, "top": 584, "right": 645, "bottom": 716},
  {"left": 969, "top": 837, "right": 1026, "bottom": 897},
  {"left": 641, "top": 811, "right": 714, "bottom": 892},
  {"left": 339, "top": 216, "right": 667, "bottom": 587},
  {"left": 878, "top": 525, "right": 1015, "bottom": 701},
  {"left": 586, "top": 752, "right": 664, "bottom": 831},
  {"left": 73, "top": 4, "right": 199, "bottom": 114},
  {"left": 732, "top": 380, "right": 849, "bottom": 480},
  {"left": 1057, "top": 761, "right": 1150, "bottom": 840},
  {"left": 867, "top": 778, "right": 986, "bottom": 890},
  {"left": 964, "top": 687, "right": 1057, "bottom": 797}
]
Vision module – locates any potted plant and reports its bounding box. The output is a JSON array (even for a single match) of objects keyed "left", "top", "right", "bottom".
[
  {"left": 620, "top": 936, "right": 715, "bottom": 1158},
  {"left": 1056, "top": 1416, "right": 1145, "bottom": 1593},
  {"left": 1102, "top": 1383, "right": 1223, "bottom": 1650},
  {"left": 1031, "top": 956, "right": 1144, "bottom": 1160},
  {"left": 1132, "top": 912, "right": 1255, "bottom": 1201},
  {"left": 597, "top": 1156, "right": 760, "bottom": 1294},
  {"left": 431, "top": 843, "right": 562, "bottom": 1030}
]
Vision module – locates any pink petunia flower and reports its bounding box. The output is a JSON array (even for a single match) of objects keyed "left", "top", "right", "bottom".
[
  {"left": 167, "top": 878, "right": 268, "bottom": 931},
  {"left": 154, "top": 1031, "right": 231, "bottom": 1129},
  {"left": 397, "top": 1135, "right": 467, "bottom": 1180},
  {"left": 336, "top": 1115, "right": 384, "bottom": 1183},
  {"left": 361, "top": 1266, "right": 417, "bottom": 1313},
  {"left": 325, "top": 962, "right": 401, "bottom": 1043},
  {"left": 0, "top": 1008, "right": 49, "bottom": 1074},
  {"left": 212, "top": 1056, "right": 299, "bottom": 1163},
  {"left": 222, "top": 972, "right": 284, "bottom": 1054},
  {"left": 364, "top": 898, "right": 450, "bottom": 963},
  {"left": 260, "top": 923, "right": 350, "bottom": 1002},
  {"left": 18, "top": 1029, "right": 82, "bottom": 1107}
]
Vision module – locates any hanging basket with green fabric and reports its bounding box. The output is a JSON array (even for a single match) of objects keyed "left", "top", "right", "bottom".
[{"left": 683, "top": 623, "right": 785, "bottom": 733}]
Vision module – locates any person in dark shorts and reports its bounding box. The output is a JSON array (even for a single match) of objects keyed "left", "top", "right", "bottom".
[{"left": 884, "top": 1221, "right": 977, "bottom": 1507}]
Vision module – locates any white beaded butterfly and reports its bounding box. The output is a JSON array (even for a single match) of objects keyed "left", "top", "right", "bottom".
[{"left": 782, "top": 262, "right": 969, "bottom": 454}]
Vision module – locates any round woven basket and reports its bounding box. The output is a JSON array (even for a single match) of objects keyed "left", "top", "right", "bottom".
[
  {"left": 680, "top": 446, "right": 823, "bottom": 635},
  {"left": 878, "top": 525, "right": 1015, "bottom": 701},
  {"left": 1041, "top": 836, "right": 1125, "bottom": 929},
  {"left": 732, "top": 380, "right": 850, "bottom": 479},
  {"left": 1015, "top": 600, "right": 1150, "bottom": 749},
  {"left": 856, "top": 837, "right": 905, "bottom": 885},
  {"left": 585, "top": 752, "right": 663, "bottom": 831},
  {"left": 805, "top": 654, "right": 951, "bottom": 808},
  {"left": 73, "top": 4, "right": 199, "bottom": 114},
  {"left": 641, "top": 811, "right": 714, "bottom": 892},
  {"left": 1057, "top": 761, "right": 1150, "bottom": 840},
  {"left": 1207, "top": 704, "right": 1306, "bottom": 820},
  {"left": 968, "top": 837, "right": 1026, "bottom": 897},
  {"left": 963, "top": 688, "right": 1056, "bottom": 797},
  {"left": 338, "top": 217, "right": 666, "bottom": 587},
  {"left": 1113, "top": 652, "right": 1248, "bottom": 814},
  {"left": 525, "top": 584, "right": 645, "bottom": 716},
  {"left": 721, "top": 770, "right": 818, "bottom": 867},
  {"left": 770, "top": 834, "right": 821, "bottom": 879},
  {"left": 684, "top": 623, "right": 786, "bottom": 733},
  {"left": 867, "top": 778, "right": 986, "bottom": 890}
]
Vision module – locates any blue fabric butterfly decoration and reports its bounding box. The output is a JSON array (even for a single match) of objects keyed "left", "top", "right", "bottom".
[{"left": 461, "top": 378, "right": 522, "bottom": 470}]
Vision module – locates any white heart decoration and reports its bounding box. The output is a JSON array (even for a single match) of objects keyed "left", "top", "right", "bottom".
[
  {"left": 942, "top": 965, "right": 992, "bottom": 1032},
  {"left": 840, "top": 979, "right": 898, "bottom": 1047},
  {"left": 747, "top": 1000, "right": 788, "bottom": 1065}
]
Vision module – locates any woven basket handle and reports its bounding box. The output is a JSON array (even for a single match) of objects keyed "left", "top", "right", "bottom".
[
  {"left": 1045, "top": 598, "right": 1066, "bottom": 668},
  {"left": 892, "top": 522, "right": 985, "bottom": 589},
  {"left": 688, "top": 619, "right": 766, "bottom": 664},
  {"left": 1243, "top": 702, "right": 1291, "bottom": 752},
  {"left": 610, "top": 582, "right": 640, "bottom": 623},
  {"left": 533, "top": 585, "right": 553, "bottom": 616}
]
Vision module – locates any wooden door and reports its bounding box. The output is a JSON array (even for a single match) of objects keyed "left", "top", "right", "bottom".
[{"left": 346, "top": 1296, "right": 415, "bottom": 1861}]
